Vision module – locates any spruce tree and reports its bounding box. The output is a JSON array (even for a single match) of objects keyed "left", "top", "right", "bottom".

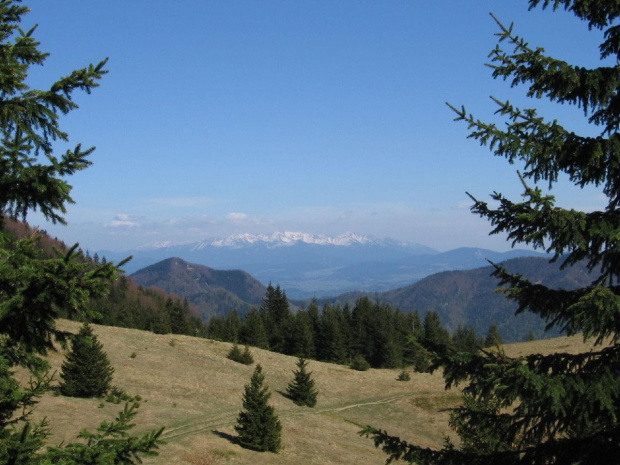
[
  {"left": 483, "top": 323, "right": 503, "bottom": 348},
  {"left": 259, "top": 284, "right": 292, "bottom": 353},
  {"left": 422, "top": 310, "right": 451, "bottom": 350},
  {"left": 452, "top": 325, "right": 483, "bottom": 354},
  {"left": 59, "top": 323, "right": 114, "bottom": 398},
  {"left": 240, "top": 344, "right": 255, "bottom": 365},
  {"left": 235, "top": 364, "right": 282, "bottom": 452},
  {"left": 286, "top": 357, "right": 318, "bottom": 407},
  {"left": 228, "top": 342, "right": 254, "bottom": 365},
  {"left": 288, "top": 309, "right": 316, "bottom": 358},
  {"left": 317, "top": 303, "right": 348, "bottom": 364},
  {"left": 240, "top": 308, "right": 270, "bottom": 350},
  {"left": 0, "top": 2, "right": 162, "bottom": 462},
  {"left": 364, "top": 1, "right": 620, "bottom": 463},
  {"left": 227, "top": 342, "right": 243, "bottom": 362}
]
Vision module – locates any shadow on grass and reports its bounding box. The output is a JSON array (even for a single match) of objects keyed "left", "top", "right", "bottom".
[
  {"left": 213, "top": 429, "right": 278, "bottom": 453},
  {"left": 212, "top": 429, "right": 239, "bottom": 446},
  {"left": 275, "top": 389, "right": 294, "bottom": 401}
]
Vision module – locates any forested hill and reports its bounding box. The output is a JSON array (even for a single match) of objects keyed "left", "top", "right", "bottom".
[
  {"left": 324, "top": 256, "right": 595, "bottom": 342},
  {"left": 1, "top": 217, "right": 207, "bottom": 336},
  {"left": 130, "top": 257, "right": 267, "bottom": 320}
]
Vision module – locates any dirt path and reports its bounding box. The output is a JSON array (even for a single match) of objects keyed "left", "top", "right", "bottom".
[{"left": 161, "top": 392, "right": 416, "bottom": 441}]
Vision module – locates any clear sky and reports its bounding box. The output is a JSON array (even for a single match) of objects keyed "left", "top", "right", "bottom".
[{"left": 25, "top": 1, "right": 609, "bottom": 252}]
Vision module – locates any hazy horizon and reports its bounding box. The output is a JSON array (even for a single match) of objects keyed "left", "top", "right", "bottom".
[{"left": 26, "top": 1, "right": 607, "bottom": 253}]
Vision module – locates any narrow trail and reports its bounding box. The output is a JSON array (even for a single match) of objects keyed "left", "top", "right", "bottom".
[{"left": 160, "top": 392, "right": 416, "bottom": 442}]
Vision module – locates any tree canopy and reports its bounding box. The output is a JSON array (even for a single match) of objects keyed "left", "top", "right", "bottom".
[
  {"left": 286, "top": 357, "right": 319, "bottom": 407},
  {"left": 59, "top": 323, "right": 114, "bottom": 398},
  {"left": 235, "top": 364, "right": 282, "bottom": 453},
  {"left": 364, "top": 1, "right": 620, "bottom": 464},
  {"left": 0, "top": 2, "right": 162, "bottom": 463}
]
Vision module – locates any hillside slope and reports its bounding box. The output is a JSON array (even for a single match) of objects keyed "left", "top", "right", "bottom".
[
  {"left": 130, "top": 257, "right": 267, "bottom": 320},
  {"left": 34, "top": 320, "right": 456, "bottom": 465},
  {"left": 384, "top": 256, "right": 593, "bottom": 341},
  {"left": 326, "top": 256, "right": 595, "bottom": 342},
  {"left": 1, "top": 217, "right": 205, "bottom": 335},
  {"left": 31, "top": 321, "right": 601, "bottom": 465}
]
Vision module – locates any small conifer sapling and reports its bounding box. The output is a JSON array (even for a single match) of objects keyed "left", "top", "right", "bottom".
[
  {"left": 59, "top": 323, "right": 114, "bottom": 398},
  {"left": 235, "top": 364, "right": 282, "bottom": 452},
  {"left": 286, "top": 357, "right": 318, "bottom": 407}
]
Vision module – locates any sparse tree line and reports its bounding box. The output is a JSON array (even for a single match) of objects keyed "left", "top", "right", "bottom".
[
  {"left": 45, "top": 318, "right": 316, "bottom": 456},
  {"left": 234, "top": 358, "right": 318, "bottom": 453},
  {"left": 85, "top": 275, "right": 208, "bottom": 337},
  {"left": 207, "top": 284, "right": 502, "bottom": 371}
]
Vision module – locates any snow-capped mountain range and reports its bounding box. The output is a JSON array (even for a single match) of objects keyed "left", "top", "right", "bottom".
[
  {"left": 142, "top": 231, "right": 409, "bottom": 250},
  {"left": 198, "top": 231, "right": 380, "bottom": 248},
  {"left": 100, "top": 231, "right": 547, "bottom": 299}
]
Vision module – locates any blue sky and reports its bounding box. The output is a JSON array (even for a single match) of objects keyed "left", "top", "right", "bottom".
[{"left": 25, "top": 1, "right": 608, "bottom": 252}]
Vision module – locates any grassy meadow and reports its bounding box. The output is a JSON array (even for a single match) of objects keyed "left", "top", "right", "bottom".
[{"left": 26, "top": 320, "right": 597, "bottom": 465}]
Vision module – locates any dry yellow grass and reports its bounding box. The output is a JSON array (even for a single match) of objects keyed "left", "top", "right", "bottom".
[{"left": 28, "top": 321, "right": 599, "bottom": 464}]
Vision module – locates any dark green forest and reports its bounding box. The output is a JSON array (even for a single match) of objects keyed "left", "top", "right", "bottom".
[{"left": 207, "top": 284, "right": 492, "bottom": 370}]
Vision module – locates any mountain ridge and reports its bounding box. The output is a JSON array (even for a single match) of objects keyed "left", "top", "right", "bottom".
[
  {"left": 129, "top": 257, "right": 267, "bottom": 320},
  {"left": 99, "top": 232, "right": 547, "bottom": 298},
  {"left": 138, "top": 231, "right": 434, "bottom": 250},
  {"left": 320, "top": 256, "right": 595, "bottom": 342}
]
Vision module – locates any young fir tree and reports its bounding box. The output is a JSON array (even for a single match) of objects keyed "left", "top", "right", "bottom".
[
  {"left": 234, "top": 364, "right": 282, "bottom": 452},
  {"left": 240, "top": 344, "right": 254, "bottom": 365},
  {"left": 240, "top": 308, "right": 270, "bottom": 350},
  {"left": 286, "top": 357, "right": 318, "bottom": 407},
  {"left": 227, "top": 342, "right": 254, "bottom": 365},
  {"left": 364, "top": 1, "right": 620, "bottom": 463},
  {"left": 0, "top": 2, "right": 162, "bottom": 463},
  {"left": 59, "top": 323, "right": 114, "bottom": 398},
  {"left": 483, "top": 323, "right": 503, "bottom": 348},
  {"left": 259, "top": 284, "right": 292, "bottom": 353}
]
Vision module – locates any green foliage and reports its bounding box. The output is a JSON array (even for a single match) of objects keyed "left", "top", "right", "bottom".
[
  {"left": 364, "top": 2, "right": 620, "bottom": 464},
  {"left": 452, "top": 325, "right": 483, "bottom": 354},
  {"left": 410, "top": 343, "right": 431, "bottom": 373},
  {"left": 397, "top": 369, "right": 411, "bottom": 382},
  {"left": 239, "top": 308, "right": 270, "bottom": 350},
  {"left": 43, "top": 403, "right": 163, "bottom": 464},
  {"left": 286, "top": 357, "right": 318, "bottom": 407},
  {"left": 0, "top": 2, "right": 163, "bottom": 462},
  {"left": 59, "top": 323, "right": 114, "bottom": 398},
  {"left": 483, "top": 323, "right": 502, "bottom": 348},
  {"left": 105, "top": 385, "right": 140, "bottom": 405},
  {"left": 235, "top": 364, "right": 282, "bottom": 453},
  {"left": 288, "top": 309, "right": 316, "bottom": 358},
  {"left": 227, "top": 343, "right": 242, "bottom": 362},
  {"left": 212, "top": 292, "right": 454, "bottom": 371},
  {"left": 448, "top": 392, "right": 516, "bottom": 455},
  {"left": 259, "top": 284, "right": 292, "bottom": 353},
  {"left": 0, "top": 7, "right": 107, "bottom": 226},
  {"left": 423, "top": 310, "right": 451, "bottom": 351},
  {"left": 316, "top": 303, "right": 348, "bottom": 364},
  {"left": 86, "top": 276, "right": 207, "bottom": 339},
  {"left": 227, "top": 343, "right": 254, "bottom": 365},
  {"left": 350, "top": 354, "right": 370, "bottom": 371},
  {"left": 240, "top": 344, "right": 254, "bottom": 365}
]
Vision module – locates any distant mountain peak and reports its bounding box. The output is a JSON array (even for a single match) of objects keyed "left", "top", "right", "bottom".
[{"left": 191, "top": 231, "right": 383, "bottom": 250}]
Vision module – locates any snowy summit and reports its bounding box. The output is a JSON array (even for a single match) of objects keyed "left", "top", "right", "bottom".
[{"left": 193, "top": 231, "right": 380, "bottom": 249}]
